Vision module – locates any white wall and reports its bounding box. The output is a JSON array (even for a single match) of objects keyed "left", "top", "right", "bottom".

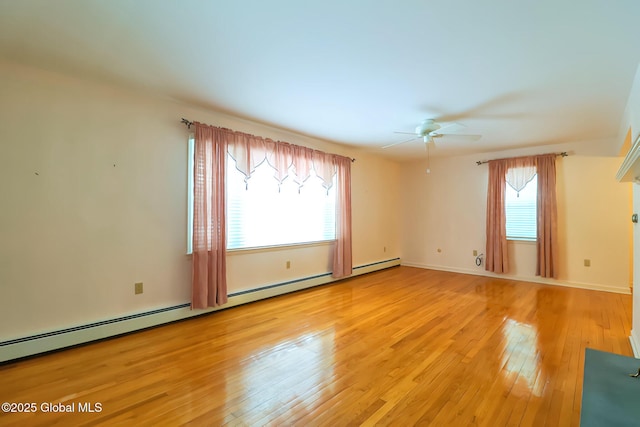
[
  {"left": 401, "top": 143, "right": 631, "bottom": 294},
  {"left": 0, "top": 61, "right": 401, "bottom": 341}
]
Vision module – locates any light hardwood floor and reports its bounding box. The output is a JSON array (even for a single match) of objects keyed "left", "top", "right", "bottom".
[{"left": 0, "top": 266, "right": 633, "bottom": 426}]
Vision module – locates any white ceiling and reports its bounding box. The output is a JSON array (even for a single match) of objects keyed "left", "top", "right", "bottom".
[{"left": 2, "top": 0, "right": 640, "bottom": 160}]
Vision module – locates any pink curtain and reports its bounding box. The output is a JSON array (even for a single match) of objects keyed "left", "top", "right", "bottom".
[
  {"left": 191, "top": 123, "right": 353, "bottom": 308},
  {"left": 332, "top": 156, "right": 353, "bottom": 278},
  {"left": 292, "top": 145, "right": 314, "bottom": 189},
  {"left": 485, "top": 160, "right": 509, "bottom": 273},
  {"left": 535, "top": 154, "right": 559, "bottom": 278},
  {"left": 192, "top": 123, "right": 228, "bottom": 309},
  {"left": 227, "top": 133, "right": 267, "bottom": 178}
]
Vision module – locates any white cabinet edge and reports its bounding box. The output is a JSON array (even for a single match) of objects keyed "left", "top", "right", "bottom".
[{"left": 617, "top": 132, "right": 640, "bottom": 182}]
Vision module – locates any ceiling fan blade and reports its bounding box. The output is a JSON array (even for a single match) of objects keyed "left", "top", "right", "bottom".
[
  {"left": 420, "top": 93, "right": 525, "bottom": 122},
  {"left": 393, "top": 131, "right": 418, "bottom": 135},
  {"left": 382, "top": 136, "right": 419, "bottom": 149},
  {"left": 433, "top": 122, "right": 464, "bottom": 134},
  {"left": 436, "top": 133, "right": 481, "bottom": 142}
]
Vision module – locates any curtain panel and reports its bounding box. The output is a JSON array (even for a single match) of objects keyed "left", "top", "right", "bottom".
[
  {"left": 192, "top": 125, "right": 228, "bottom": 309},
  {"left": 485, "top": 154, "right": 559, "bottom": 278},
  {"left": 535, "top": 154, "right": 559, "bottom": 278},
  {"left": 191, "top": 122, "right": 353, "bottom": 309},
  {"left": 332, "top": 156, "right": 353, "bottom": 278},
  {"left": 485, "top": 160, "right": 509, "bottom": 273}
]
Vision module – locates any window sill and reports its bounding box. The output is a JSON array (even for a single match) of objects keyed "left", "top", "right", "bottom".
[
  {"left": 186, "top": 240, "right": 335, "bottom": 256},
  {"left": 227, "top": 240, "right": 335, "bottom": 255},
  {"left": 507, "top": 238, "right": 536, "bottom": 243}
]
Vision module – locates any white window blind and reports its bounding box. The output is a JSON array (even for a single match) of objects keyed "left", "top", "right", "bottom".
[
  {"left": 226, "top": 154, "right": 336, "bottom": 250},
  {"left": 505, "top": 174, "right": 537, "bottom": 240}
]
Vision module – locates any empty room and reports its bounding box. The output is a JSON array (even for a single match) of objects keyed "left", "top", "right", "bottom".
[{"left": 2, "top": 1, "right": 640, "bottom": 426}]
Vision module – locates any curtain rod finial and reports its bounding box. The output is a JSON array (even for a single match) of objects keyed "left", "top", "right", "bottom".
[{"left": 181, "top": 118, "right": 193, "bottom": 129}]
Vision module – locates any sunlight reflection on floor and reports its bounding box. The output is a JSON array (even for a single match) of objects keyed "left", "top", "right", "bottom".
[
  {"left": 501, "top": 318, "right": 545, "bottom": 397},
  {"left": 236, "top": 329, "right": 336, "bottom": 417}
]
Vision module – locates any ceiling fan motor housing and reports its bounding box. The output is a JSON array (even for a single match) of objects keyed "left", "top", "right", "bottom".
[{"left": 416, "top": 119, "right": 441, "bottom": 136}]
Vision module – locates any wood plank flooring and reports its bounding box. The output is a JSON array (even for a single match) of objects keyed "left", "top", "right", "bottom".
[{"left": 0, "top": 266, "right": 633, "bottom": 426}]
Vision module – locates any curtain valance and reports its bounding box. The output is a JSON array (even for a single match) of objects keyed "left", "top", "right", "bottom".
[
  {"left": 197, "top": 123, "right": 350, "bottom": 190},
  {"left": 504, "top": 156, "right": 537, "bottom": 194}
]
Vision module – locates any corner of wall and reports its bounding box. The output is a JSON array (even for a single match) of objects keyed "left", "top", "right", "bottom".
[{"left": 630, "top": 330, "right": 640, "bottom": 358}]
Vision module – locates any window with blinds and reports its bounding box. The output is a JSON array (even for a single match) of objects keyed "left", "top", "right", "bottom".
[
  {"left": 505, "top": 174, "right": 537, "bottom": 241},
  {"left": 226, "top": 154, "right": 336, "bottom": 249},
  {"left": 187, "top": 136, "right": 336, "bottom": 253}
]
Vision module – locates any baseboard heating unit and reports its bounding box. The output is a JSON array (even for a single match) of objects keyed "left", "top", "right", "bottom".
[{"left": 0, "top": 258, "right": 400, "bottom": 363}]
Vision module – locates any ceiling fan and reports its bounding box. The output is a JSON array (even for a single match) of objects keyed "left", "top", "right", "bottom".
[{"left": 382, "top": 119, "right": 481, "bottom": 149}]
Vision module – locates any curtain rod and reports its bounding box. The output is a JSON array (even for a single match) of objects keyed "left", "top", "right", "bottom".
[
  {"left": 475, "top": 151, "right": 568, "bottom": 166},
  {"left": 181, "top": 118, "right": 356, "bottom": 162}
]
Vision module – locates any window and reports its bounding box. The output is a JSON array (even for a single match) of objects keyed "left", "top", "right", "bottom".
[
  {"left": 187, "top": 135, "right": 336, "bottom": 252},
  {"left": 505, "top": 174, "right": 537, "bottom": 240},
  {"left": 226, "top": 154, "right": 336, "bottom": 249}
]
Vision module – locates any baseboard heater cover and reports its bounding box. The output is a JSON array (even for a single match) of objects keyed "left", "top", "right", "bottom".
[{"left": 0, "top": 258, "right": 400, "bottom": 363}]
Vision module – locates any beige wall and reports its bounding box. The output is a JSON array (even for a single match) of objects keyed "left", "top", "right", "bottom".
[
  {"left": 401, "top": 147, "right": 631, "bottom": 293},
  {"left": 0, "top": 61, "right": 401, "bottom": 341}
]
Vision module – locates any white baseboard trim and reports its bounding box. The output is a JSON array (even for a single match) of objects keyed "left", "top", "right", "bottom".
[
  {"left": 401, "top": 261, "right": 631, "bottom": 295},
  {"left": 0, "top": 258, "right": 400, "bottom": 363},
  {"left": 630, "top": 331, "right": 640, "bottom": 358}
]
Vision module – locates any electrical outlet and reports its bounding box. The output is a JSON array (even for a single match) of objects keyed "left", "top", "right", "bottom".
[
  {"left": 473, "top": 250, "right": 478, "bottom": 256},
  {"left": 584, "top": 259, "right": 591, "bottom": 267},
  {"left": 383, "top": 246, "right": 387, "bottom": 252},
  {"left": 135, "top": 282, "right": 143, "bottom": 294},
  {"left": 286, "top": 261, "right": 291, "bottom": 269}
]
